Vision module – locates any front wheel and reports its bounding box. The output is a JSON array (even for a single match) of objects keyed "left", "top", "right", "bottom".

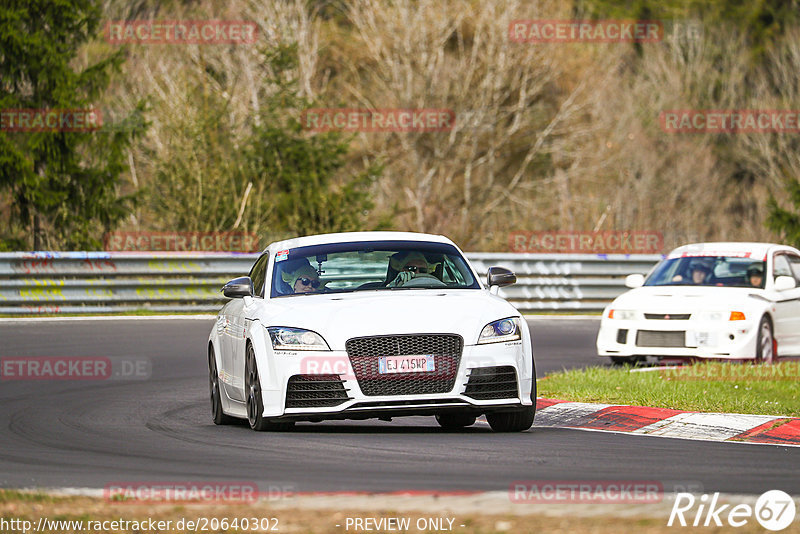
[
  {"left": 435, "top": 413, "right": 477, "bottom": 429},
  {"left": 245, "top": 344, "right": 294, "bottom": 432},
  {"left": 610, "top": 356, "right": 640, "bottom": 366},
  {"left": 486, "top": 361, "right": 537, "bottom": 432},
  {"left": 486, "top": 406, "right": 535, "bottom": 432},
  {"left": 755, "top": 316, "right": 776, "bottom": 364}
]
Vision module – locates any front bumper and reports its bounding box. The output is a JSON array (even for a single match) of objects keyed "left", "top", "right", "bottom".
[
  {"left": 260, "top": 340, "right": 533, "bottom": 419},
  {"left": 596, "top": 318, "right": 758, "bottom": 360}
]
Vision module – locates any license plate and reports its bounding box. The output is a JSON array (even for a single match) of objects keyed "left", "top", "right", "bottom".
[{"left": 378, "top": 355, "right": 435, "bottom": 374}]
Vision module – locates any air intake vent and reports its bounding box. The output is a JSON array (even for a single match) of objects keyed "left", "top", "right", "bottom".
[
  {"left": 463, "top": 366, "right": 519, "bottom": 400},
  {"left": 285, "top": 374, "right": 351, "bottom": 408}
]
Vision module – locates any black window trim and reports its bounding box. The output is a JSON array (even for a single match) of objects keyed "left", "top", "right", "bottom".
[{"left": 249, "top": 252, "right": 270, "bottom": 298}]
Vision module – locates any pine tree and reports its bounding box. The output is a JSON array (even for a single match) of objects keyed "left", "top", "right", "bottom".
[{"left": 0, "top": 0, "right": 145, "bottom": 250}]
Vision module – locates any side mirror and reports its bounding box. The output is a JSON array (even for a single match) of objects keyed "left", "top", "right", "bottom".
[
  {"left": 222, "top": 276, "right": 254, "bottom": 298},
  {"left": 487, "top": 266, "right": 516, "bottom": 288},
  {"left": 625, "top": 273, "right": 645, "bottom": 288},
  {"left": 774, "top": 275, "right": 796, "bottom": 291}
]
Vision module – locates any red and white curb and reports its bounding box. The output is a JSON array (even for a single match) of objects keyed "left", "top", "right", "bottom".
[{"left": 535, "top": 399, "right": 800, "bottom": 447}]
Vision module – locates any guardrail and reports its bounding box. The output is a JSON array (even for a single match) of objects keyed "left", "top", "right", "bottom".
[{"left": 0, "top": 251, "right": 662, "bottom": 315}]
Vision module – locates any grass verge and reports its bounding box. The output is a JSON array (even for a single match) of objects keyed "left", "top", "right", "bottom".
[{"left": 538, "top": 362, "right": 800, "bottom": 416}]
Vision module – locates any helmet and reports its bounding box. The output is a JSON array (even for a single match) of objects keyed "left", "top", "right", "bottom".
[
  {"left": 746, "top": 263, "right": 764, "bottom": 277},
  {"left": 688, "top": 259, "right": 712, "bottom": 273}
]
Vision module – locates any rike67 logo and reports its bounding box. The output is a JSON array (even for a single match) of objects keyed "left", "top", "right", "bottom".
[{"left": 668, "top": 490, "right": 796, "bottom": 531}]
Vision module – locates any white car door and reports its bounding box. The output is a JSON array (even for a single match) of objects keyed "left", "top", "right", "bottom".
[
  {"left": 771, "top": 253, "right": 800, "bottom": 356},
  {"left": 223, "top": 253, "right": 268, "bottom": 401}
]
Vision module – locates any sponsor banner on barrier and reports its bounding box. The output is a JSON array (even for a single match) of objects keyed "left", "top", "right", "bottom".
[
  {"left": 660, "top": 110, "right": 800, "bottom": 134},
  {"left": 0, "top": 357, "right": 151, "bottom": 381},
  {"left": 104, "top": 20, "right": 258, "bottom": 45},
  {"left": 104, "top": 231, "right": 260, "bottom": 252},
  {"left": 301, "top": 108, "right": 455, "bottom": 133},
  {"left": 509, "top": 231, "right": 663, "bottom": 254},
  {"left": 509, "top": 480, "right": 664, "bottom": 503},
  {"left": 509, "top": 20, "right": 664, "bottom": 43},
  {"left": 1, "top": 109, "right": 102, "bottom": 132}
]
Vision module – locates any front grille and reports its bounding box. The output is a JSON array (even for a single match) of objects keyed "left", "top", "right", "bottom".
[
  {"left": 644, "top": 313, "right": 691, "bottom": 320},
  {"left": 285, "top": 374, "right": 351, "bottom": 408},
  {"left": 636, "top": 330, "right": 686, "bottom": 348},
  {"left": 345, "top": 334, "right": 463, "bottom": 396},
  {"left": 463, "top": 366, "right": 519, "bottom": 400}
]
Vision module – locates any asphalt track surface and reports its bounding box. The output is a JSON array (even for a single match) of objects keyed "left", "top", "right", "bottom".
[{"left": 1, "top": 318, "right": 798, "bottom": 495}]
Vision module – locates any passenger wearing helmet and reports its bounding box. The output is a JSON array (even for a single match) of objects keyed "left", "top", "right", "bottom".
[
  {"left": 281, "top": 263, "right": 321, "bottom": 294},
  {"left": 746, "top": 263, "right": 764, "bottom": 288}
]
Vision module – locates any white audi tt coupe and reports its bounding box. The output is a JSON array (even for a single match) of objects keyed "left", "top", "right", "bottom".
[
  {"left": 597, "top": 242, "right": 800, "bottom": 364},
  {"left": 207, "top": 232, "right": 535, "bottom": 432}
]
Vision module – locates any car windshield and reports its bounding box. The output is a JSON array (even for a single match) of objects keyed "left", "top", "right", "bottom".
[
  {"left": 645, "top": 256, "right": 766, "bottom": 288},
  {"left": 270, "top": 240, "right": 480, "bottom": 297}
]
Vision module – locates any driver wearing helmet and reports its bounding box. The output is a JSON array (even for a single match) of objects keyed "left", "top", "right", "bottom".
[
  {"left": 746, "top": 263, "right": 764, "bottom": 288},
  {"left": 689, "top": 259, "right": 713, "bottom": 284},
  {"left": 388, "top": 252, "right": 434, "bottom": 287}
]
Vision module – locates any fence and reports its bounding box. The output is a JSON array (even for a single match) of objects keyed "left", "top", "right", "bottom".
[{"left": 0, "top": 252, "right": 662, "bottom": 315}]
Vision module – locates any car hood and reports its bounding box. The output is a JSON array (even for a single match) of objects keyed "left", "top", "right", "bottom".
[
  {"left": 609, "top": 285, "right": 767, "bottom": 313},
  {"left": 251, "top": 290, "right": 519, "bottom": 349}
]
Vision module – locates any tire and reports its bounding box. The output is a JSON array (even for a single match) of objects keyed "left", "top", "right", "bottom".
[
  {"left": 435, "top": 413, "right": 477, "bottom": 429},
  {"left": 209, "top": 346, "right": 237, "bottom": 425},
  {"left": 610, "top": 356, "right": 640, "bottom": 366},
  {"left": 755, "top": 315, "right": 776, "bottom": 364},
  {"left": 245, "top": 343, "right": 294, "bottom": 432},
  {"left": 486, "top": 360, "right": 537, "bottom": 433}
]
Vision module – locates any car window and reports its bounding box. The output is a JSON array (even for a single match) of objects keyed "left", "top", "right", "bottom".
[
  {"left": 248, "top": 253, "right": 269, "bottom": 298},
  {"left": 773, "top": 254, "right": 793, "bottom": 280},
  {"left": 784, "top": 254, "right": 800, "bottom": 283},
  {"left": 644, "top": 255, "right": 766, "bottom": 288},
  {"left": 270, "top": 240, "right": 480, "bottom": 298}
]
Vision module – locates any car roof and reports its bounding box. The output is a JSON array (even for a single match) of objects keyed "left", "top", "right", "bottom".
[
  {"left": 264, "top": 231, "right": 455, "bottom": 253},
  {"left": 667, "top": 242, "right": 798, "bottom": 261}
]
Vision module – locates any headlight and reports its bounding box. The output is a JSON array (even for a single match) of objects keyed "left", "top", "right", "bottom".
[
  {"left": 696, "top": 311, "right": 746, "bottom": 321},
  {"left": 478, "top": 317, "right": 521, "bottom": 344},
  {"left": 266, "top": 327, "right": 330, "bottom": 351},
  {"left": 608, "top": 309, "right": 636, "bottom": 320}
]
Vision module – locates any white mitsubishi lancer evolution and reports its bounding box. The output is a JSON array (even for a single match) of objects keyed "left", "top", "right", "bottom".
[
  {"left": 597, "top": 242, "right": 800, "bottom": 364},
  {"left": 207, "top": 231, "right": 536, "bottom": 432}
]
